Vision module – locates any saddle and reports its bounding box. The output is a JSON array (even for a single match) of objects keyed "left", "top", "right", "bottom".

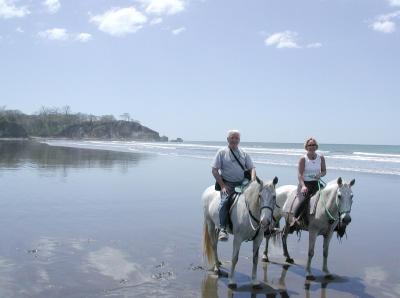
[
  {"left": 283, "top": 189, "right": 321, "bottom": 233},
  {"left": 223, "top": 181, "right": 251, "bottom": 233}
]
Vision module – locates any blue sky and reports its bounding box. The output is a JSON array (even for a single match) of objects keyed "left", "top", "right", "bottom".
[{"left": 1, "top": 0, "right": 399, "bottom": 144}]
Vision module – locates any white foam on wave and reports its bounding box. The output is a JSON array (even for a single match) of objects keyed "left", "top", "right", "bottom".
[
  {"left": 329, "top": 155, "right": 400, "bottom": 163},
  {"left": 353, "top": 151, "right": 400, "bottom": 158}
]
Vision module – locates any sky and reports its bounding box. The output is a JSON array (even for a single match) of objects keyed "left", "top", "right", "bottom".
[{"left": 0, "top": 0, "right": 399, "bottom": 145}]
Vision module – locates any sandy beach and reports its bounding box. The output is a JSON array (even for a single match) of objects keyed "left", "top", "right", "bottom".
[{"left": 0, "top": 140, "right": 399, "bottom": 297}]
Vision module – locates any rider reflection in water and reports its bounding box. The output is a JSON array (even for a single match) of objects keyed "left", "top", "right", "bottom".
[
  {"left": 211, "top": 130, "right": 257, "bottom": 241},
  {"left": 291, "top": 137, "right": 327, "bottom": 228}
]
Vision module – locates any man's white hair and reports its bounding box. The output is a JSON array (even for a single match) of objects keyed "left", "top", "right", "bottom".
[{"left": 227, "top": 129, "right": 241, "bottom": 138}]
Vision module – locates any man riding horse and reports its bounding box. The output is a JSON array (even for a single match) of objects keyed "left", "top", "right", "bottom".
[{"left": 211, "top": 130, "right": 257, "bottom": 241}]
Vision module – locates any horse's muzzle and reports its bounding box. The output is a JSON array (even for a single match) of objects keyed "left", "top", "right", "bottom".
[
  {"left": 261, "top": 218, "right": 272, "bottom": 232},
  {"left": 341, "top": 214, "right": 351, "bottom": 225},
  {"left": 260, "top": 217, "right": 271, "bottom": 230}
]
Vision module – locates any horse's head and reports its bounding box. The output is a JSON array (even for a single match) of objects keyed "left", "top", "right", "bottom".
[
  {"left": 336, "top": 177, "right": 355, "bottom": 226},
  {"left": 259, "top": 176, "right": 278, "bottom": 231}
]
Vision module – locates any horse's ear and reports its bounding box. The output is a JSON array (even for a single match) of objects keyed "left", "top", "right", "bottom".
[
  {"left": 337, "top": 177, "right": 342, "bottom": 186},
  {"left": 349, "top": 179, "right": 355, "bottom": 187},
  {"left": 272, "top": 176, "right": 278, "bottom": 186}
]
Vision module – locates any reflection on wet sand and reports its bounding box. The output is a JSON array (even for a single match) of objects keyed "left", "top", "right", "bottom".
[
  {"left": 0, "top": 140, "right": 149, "bottom": 172},
  {"left": 87, "top": 247, "right": 147, "bottom": 282},
  {"left": 201, "top": 262, "right": 291, "bottom": 297},
  {"left": 201, "top": 260, "right": 381, "bottom": 298}
]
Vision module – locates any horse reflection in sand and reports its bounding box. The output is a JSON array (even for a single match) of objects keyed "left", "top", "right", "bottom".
[
  {"left": 200, "top": 261, "right": 290, "bottom": 297},
  {"left": 202, "top": 178, "right": 278, "bottom": 288},
  {"left": 263, "top": 177, "right": 355, "bottom": 280}
]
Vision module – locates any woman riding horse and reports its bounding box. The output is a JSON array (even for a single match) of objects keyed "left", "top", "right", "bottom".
[{"left": 291, "top": 137, "right": 326, "bottom": 228}]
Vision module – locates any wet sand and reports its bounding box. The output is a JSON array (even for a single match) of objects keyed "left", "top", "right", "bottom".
[{"left": 0, "top": 140, "right": 399, "bottom": 297}]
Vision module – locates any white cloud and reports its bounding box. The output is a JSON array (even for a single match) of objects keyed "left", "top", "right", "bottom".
[
  {"left": 370, "top": 11, "right": 400, "bottom": 33},
  {"left": 76, "top": 32, "right": 92, "bottom": 42},
  {"left": 172, "top": 26, "right": 186, "bottom": 35},
  {"left": 388, "top": 0, "right": 400, "bottom": 7},
  {"left": 307, "top": 42, "right": 322, "bottom": 48},
  {"left": 371, "top": 20, "right": 396, "bottom": 33},
  {"left": 43, "top": 0, "right": 60, "bottom": 14},
  {"left": 265, "top": 31, "right": 322, "bottom": 49},
  {"left": 150, "top": 17, "right": 162, "bottom": 25},
  {"left": 265, "top": 31, "right": 300, "bottom": 49},
  {"left": 0, "top": 0, "right": 30, "bottom": 19},
  {"left": 38, "top": 28, "right": 68, "bottom": 40},
  {"left": 90, "top": 7, "right": 147, "bottom": 36},
  {"left": 16, "top": 27, "right": 24, "bottom": 33},
  {"left": 138, "top": 0, "right": 185, "bottom": 15}
]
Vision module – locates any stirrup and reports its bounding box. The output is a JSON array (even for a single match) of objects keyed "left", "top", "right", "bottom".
[{"left": 218, "top": 229, "right": 229, "bottom": 241}]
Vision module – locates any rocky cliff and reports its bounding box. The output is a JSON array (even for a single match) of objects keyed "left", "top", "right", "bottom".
[{"left": 58, "top": 121, "right": 161, "bottom": 141}]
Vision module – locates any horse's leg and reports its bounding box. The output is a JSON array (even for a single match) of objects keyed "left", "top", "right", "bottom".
[
  {"left": 251, "top": 235, "right": 263, "bottom": 288},
  {"left": 207, "top": 220, "right": 220, "bottom": 274},
  {"left": 282, "top": 223, "right": 293, "bottom": 263},
  {"left": 262, "top": 261, "right": 269, "bottom": 283},
  {"left": 322, "top": 232, "right": 334, "bottom": 278},
  {"left": 279, "top": 263, "right": 289, "bottom": 286},
  {"left": 228, "top": 236, "right": 242, "bottom": 288},
  {"left": 262, "top": 234, "right": 269, "bottom": 262},
  {"left": 306, "top": 231, "right": 317, "bottom": 280}
]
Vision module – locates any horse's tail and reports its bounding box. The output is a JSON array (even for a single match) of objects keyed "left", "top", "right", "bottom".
[{"left": 203, "top": 218, "right": 214, "bottom": 266}]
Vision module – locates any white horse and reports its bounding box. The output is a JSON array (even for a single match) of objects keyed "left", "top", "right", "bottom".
[
  {"left": 262, "top": 177, "right": 355, "bottom": 280},
  {"left": 202, "top": 177, "right": 278, "bottom": 288}
]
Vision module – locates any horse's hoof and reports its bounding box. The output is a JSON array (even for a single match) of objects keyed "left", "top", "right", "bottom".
[
  {"left": 228, "top": 282, "right": 237, "bottom": 289},
  {"left": 306, "top": 275, "right": 315, "bottom": 281},
  {"left": 261, "top": 256, "right": 269, "bottom": 262},
  {"left": 217, "top": 260, "right": 222, "bottom": 267},
  {"left": 283, "top": 264, "right": 290, "bottom": 270},
  {"left": 286, "top": 257, "right": 294, "bottom": 264},
  {"left": 252, "top": 282, "right": 262, "bottom": 289},
  {"left": 213, "top": 268, "right": 220, "bottom": 275},
  {"left": 324, "top": 274, "right": 334, "bottom": 280}
]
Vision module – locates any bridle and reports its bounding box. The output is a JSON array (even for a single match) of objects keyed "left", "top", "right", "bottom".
[
  {"left": 319, "top": 181, "right": 352, "bottom": 223},
  {"left": 245, "top": 185, "right": 276, "bottom": 241}
]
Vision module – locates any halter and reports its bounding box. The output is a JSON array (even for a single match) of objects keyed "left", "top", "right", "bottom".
[
  {"left": 245, "top": 185, "right": 276, "bottom": 241},
  {"left": 319, "top": 180, "right": 352, "bottom": 223}
]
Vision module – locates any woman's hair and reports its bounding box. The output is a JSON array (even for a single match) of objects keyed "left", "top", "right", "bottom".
[{"left": 304, "top": 137, "right": 319, "bottom": 150}]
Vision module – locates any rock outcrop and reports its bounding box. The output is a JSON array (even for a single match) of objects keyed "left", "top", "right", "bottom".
[{"left": 58, "top": 121, "right": 161, "bottom": 141}]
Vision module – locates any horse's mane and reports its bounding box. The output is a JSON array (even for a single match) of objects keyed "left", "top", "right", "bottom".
[
  {"left": 326, "top": 179, "right": 339, "bottom": 187},
  {"left": 323, "top": 179, "right": 340, "bottom": 193},
  {"left": 244, "top": 180, "right": 262, "bottom": 198}
]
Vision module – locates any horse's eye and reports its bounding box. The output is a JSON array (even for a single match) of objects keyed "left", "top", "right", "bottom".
[
  {"left": 351, "top": 194, "right": 353, "bottom": 199},
  {"left": 273, "top": 196, "right": 276, "bottom": 199},
  {"left": 338, "top": 195, "right": 342, "bottom": 199}
]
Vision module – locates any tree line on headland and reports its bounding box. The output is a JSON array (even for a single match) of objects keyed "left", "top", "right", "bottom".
[{"left": 0, "top": 106, "right": 171, "bottom": 141}]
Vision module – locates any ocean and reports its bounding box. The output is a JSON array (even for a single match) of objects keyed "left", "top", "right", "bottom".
[{"left": 41, "top": 139, "right": 400, "bottom": 176}]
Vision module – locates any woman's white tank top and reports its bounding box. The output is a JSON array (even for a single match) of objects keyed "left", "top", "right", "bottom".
[{"left": 303, "top": 153, "right": 321, "bottom": 181}]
